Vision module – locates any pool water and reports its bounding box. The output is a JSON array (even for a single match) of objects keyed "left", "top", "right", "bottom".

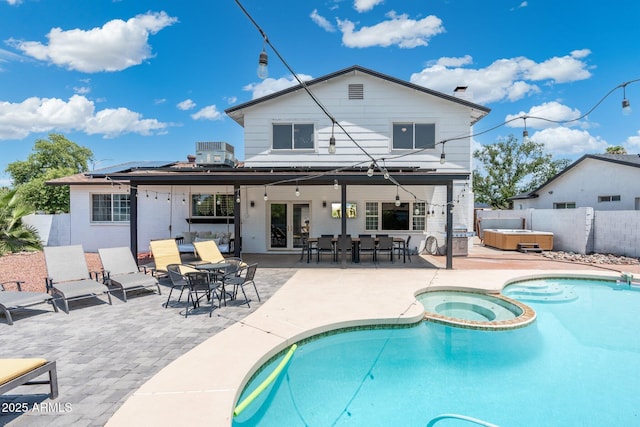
[{"left": 232, "top": 278, "right": 640, "bottom": 426}]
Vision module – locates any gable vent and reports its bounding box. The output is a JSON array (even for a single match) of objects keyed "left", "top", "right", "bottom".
[{"left": 348, "top": 84, "right": 364, "bottom": 100}]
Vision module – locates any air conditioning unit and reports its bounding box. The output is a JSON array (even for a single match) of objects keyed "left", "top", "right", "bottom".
[{"left": 195, "top": 141, "right": 235, "bottom": 167}]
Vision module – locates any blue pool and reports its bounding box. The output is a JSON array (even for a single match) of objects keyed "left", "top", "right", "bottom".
[{"left": 232, "top": 278, "right": 640, "bottom": 426}]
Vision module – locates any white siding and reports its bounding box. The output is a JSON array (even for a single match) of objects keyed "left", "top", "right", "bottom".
[{"left": 241, "top": 73, "right": 473, "bottom": 172}]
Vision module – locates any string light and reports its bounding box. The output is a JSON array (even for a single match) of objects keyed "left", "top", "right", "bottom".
[
  {"left": 329, "top": 120, "right": 336, "bottom": 154},
  {"left": 622, "top": 84, "right": 632, "bottom": 115},
  {"left": 439, "top": 142, "right": 446, "bottom": 164},
  {"left": 522, "top": 116, "right": 530, "bottom": 142},
  {"left": 257, "top": 47, "right": 268, "bottom": 79},
  {"left": 395, "top": 186, "right": 401, "bottom": 207},
  {"left": 333, "top": 179, "right": 339, "bottom": 190},
  {"left": 367, "top": 162, "right": 375, "bottom": 177},
  {"left": 263, "top": 186, "right": 268, "bottom": 201},
  {"left": 295, "top": 182, "right": 300, "bottom": 197}
]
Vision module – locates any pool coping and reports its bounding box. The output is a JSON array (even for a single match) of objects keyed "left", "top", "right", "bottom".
[{"left": 105, "top": 268, "right": 622, "bottom": 426}]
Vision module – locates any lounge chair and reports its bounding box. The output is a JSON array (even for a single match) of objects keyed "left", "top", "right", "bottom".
[
  {"left": 98, "top": 247, "right": 161, "bottom": 302},
  {"left": 0, "top": 358, "right": 58, "bottom": 399},
  {"left": 0, "top": 281, "right": 58, "bottom": 325},
  {"left": 44, "top": 245, "right": 112, "bottom": 313},
  {"left": 148, "top": 239, "right": 182, "bottom": 277},
  {"left": 193, "top": 240, "right": 225, "bottom": 264}
]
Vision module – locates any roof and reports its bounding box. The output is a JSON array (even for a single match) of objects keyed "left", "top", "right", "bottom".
[
  {"left": 225, "top": 65, "right": 491, "bottom": 126},
  {"left": 47, "top": 164, "right": 470, "bottom": 187},
  {"left": 509, "top": 153, "right": 640, "bottom": 200}
]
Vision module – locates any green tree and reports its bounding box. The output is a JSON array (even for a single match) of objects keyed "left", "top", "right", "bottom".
[
  {"left": 0, "top": 189, "right": 42, "bottom": 255},
  {"left": 473, "top": 135, "right": 570, "bottom": 209},
  {"left": 5, "top": 134, "right": 93, "bottom": 213},
  {"left": 605, "top": 145, "right": 627, "bottom": 154}
]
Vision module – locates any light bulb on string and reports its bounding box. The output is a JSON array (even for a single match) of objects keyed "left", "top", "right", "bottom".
[
  {"left": 367, "top": 162, "right": 375, "bottom": 177},
  {"left": 395, "top": 186, "right": 401, "bottom": 207},
  {"left": 333, "top": 179, "right": 339, "bottom": 190},
  {"left": 263, "top": 186, "right": 268, "bottom": 201},
  {"left": 257, "top": 47, "right": 268, "bottom": 79}
]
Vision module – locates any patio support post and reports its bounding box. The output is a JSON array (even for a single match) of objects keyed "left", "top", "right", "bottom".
[
  {"left": 130, "top": 185, "right": 138, "bottom": 259},
  {"left": 234, "top": 184, "right": 241, "bottom": 257},
  {"left": 340, "top": 183, "right": 348, "bottom": 267},
  {"left": 446, "top": 181, "right": 453, "bottom": 269}
]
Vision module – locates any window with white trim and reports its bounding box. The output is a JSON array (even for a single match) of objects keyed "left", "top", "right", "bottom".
[
  {"left": 272, "top": 123, "right": 314, "bottom": 150},
  {"left": 393, "top": 123, "right": 435, "bottom": 150},
  {"left": 91, "top": 194, "right": 130, "bottom": 222},
  {"left": 191, "top": 194, "right": 235, "bottom": 218}
]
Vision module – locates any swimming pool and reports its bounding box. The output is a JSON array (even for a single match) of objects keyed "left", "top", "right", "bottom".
[{"left": 232, "top": 277, "right": 640, "bottom": 426}]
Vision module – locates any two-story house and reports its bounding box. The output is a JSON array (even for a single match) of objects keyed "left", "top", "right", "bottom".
[{"left": 49, "top": 65, "right": 490, "bottom": 268}]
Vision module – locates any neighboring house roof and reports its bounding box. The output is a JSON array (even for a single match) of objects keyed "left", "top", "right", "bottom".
[
  {"left": 225, "top": 65, "right": 491, "bottom": 126},
  {"left": 47, "top": 161, "right": 178, "bottom": 185},
  {"left": 508, "top": 153, "right": 640, "bottom": 201}
]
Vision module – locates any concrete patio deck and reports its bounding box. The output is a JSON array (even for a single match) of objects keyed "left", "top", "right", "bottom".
[{"left": 2, "top": 242, "right": 638, "bottom": 426}]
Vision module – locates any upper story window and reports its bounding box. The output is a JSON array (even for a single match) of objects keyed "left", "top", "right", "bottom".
[
  {"left": 191, "top": 194, "right": 234, "bottom": 218},
  {"left": 272, "top": 123, "right": 314, "bottom": 150},
  {"left": 91, "top": 194, "right": 130, "bottom": 222},
  {"left": 598, "top": 195, "right": 621, "bottom": 202},
  {"left": 393, "top": 123, "right": 435, "bottom": 150}
]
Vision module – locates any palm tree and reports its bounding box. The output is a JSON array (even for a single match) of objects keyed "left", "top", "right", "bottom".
[{"left": 0, "top": 190, "right": 42, "bottom": 256}]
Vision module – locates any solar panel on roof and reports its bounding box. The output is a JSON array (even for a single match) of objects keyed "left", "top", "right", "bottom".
[{"left": 88, "top": 161, "right": 175, "bottom": 175}]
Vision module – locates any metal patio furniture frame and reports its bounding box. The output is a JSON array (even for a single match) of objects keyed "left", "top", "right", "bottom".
[
  {"left": 44, "top": 245, "right": 112, "bottom": 313},
  {"left": 98, "top": 247, "right": 161, "bottom": 302},
  {"left": 0, "top": 281, "right": 58, "bottom": 325},
  {"left": 0, "top": 359, "right": 58, "bottom": 399}
]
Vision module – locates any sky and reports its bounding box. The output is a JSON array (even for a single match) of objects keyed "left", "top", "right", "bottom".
[{"left": 1, "top": 0, "right": 640, "bottom": 186}]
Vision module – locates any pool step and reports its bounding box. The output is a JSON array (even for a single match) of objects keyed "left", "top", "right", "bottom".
[
  {"left": 517, "top": 242, "right": 543, "bottom": 253},
  {"left": 504, "top": 283, "right": 578, "bottom": 303}
]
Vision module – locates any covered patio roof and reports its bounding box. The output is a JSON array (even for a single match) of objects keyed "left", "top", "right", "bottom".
[{"left": 103, "top": 166, "right": 468, "bottom": 269}]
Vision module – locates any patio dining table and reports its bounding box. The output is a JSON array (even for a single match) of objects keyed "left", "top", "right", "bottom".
[
  {"left": 192, "top": 262, "right": 232, "bottom": 305},
  {"left": 306, "top": 237, "right": 406, "bottom": 263}
]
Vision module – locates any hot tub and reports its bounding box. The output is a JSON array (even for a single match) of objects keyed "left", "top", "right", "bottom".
[{"left": 483, "top": 229, "right": 553, "bottom": 251}]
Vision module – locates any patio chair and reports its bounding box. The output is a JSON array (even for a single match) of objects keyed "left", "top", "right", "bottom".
[
  {"left": 336, "top": 235, "right": 353, "bottom": 262},
  {"left": 193, "top": 240, "right": 225, "bottom": 265},
  {"left": 166, "top": 264, "right": 221, "bottom": 317},
  {"left": 376, "top": 236, "right": 394, "bottom": 263},
  {"left": 316, "top": 236, "right": 335, "bottom": 263},
  {"left": 221, "top": 263, "right": 260, "bottom": 310},
  {"left": 358, "top": 236, "right": 376, "bottom": 263},
  {"left": 0, "top": 358, "right": 58, "bottom": 399},
  {"left": 44, "top": 245, "right": 112, "bottom": 313},
  {"left": 149, "top": 239, "right": 182, "bottom": 277},
  {"left": 98, "top": 247, "right": 161, "bottom": 302},
  {"left": 1, "top": 280, "right": 58, "bottom": 325},
  {"left": 395, "top": 235, "right": 412, "bottom": 263}
]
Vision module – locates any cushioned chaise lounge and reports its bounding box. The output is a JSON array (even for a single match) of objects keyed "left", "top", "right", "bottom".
[
  {"left": 44, "top": 245, "right": 112, "bottom": 313},
  {"left": 0, "top": 358, "right": 58, "bottom": 399},
  {"left": 98, "top": 247, "right": 161, "bottom": 302},
  {"left": 0, "top": 281, "right": 59, "bottom": 325}
]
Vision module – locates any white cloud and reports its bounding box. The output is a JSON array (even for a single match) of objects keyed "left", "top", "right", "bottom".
[
  {"left": 337, "top": 11, "right": 444, "bottom": 48},
  {"left": 624, "top": 130, "right": 640, "bottom": 150},
  {"left": 177, "top": 99, "right": 196, "bottom": 111},
  {"left": 226, "top": 96, "right": 237, "bottom": 104},
  {"left": 410, "top": 51, "right": 592, "bottom": 104},
  {"left": 243, "top": 74, "right": 313, "bottom": 99},
  {"left": 354, "top": 0, "right": 384, "bottom": 12},
  {"left": 531, "top": 127, "right": 608, "bottom": 155},
  {"left": 505, "top": 101, "right": 583, "bottom": 129},
  {"left": 191, "top": 105, "right": 223, "bottom": 121},
  {"left": 5, "top": 0, "right": 22, "bottom": 5},
  {"left": 8, "top": 11, "right": 178, "bottom": 73},
  {"left": 73, "top": 86, "right": 91, "bottom": 95},
  {"left": 0, "top": 94, "right": 169, "bottom": 139},
  {"left": 310, "top": 9, "right": 336, "bottom": 32}
]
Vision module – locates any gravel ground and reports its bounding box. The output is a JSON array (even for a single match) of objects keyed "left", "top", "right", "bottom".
[{"left": 0, "top": 251, "right": 152, "bottom": 293}]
